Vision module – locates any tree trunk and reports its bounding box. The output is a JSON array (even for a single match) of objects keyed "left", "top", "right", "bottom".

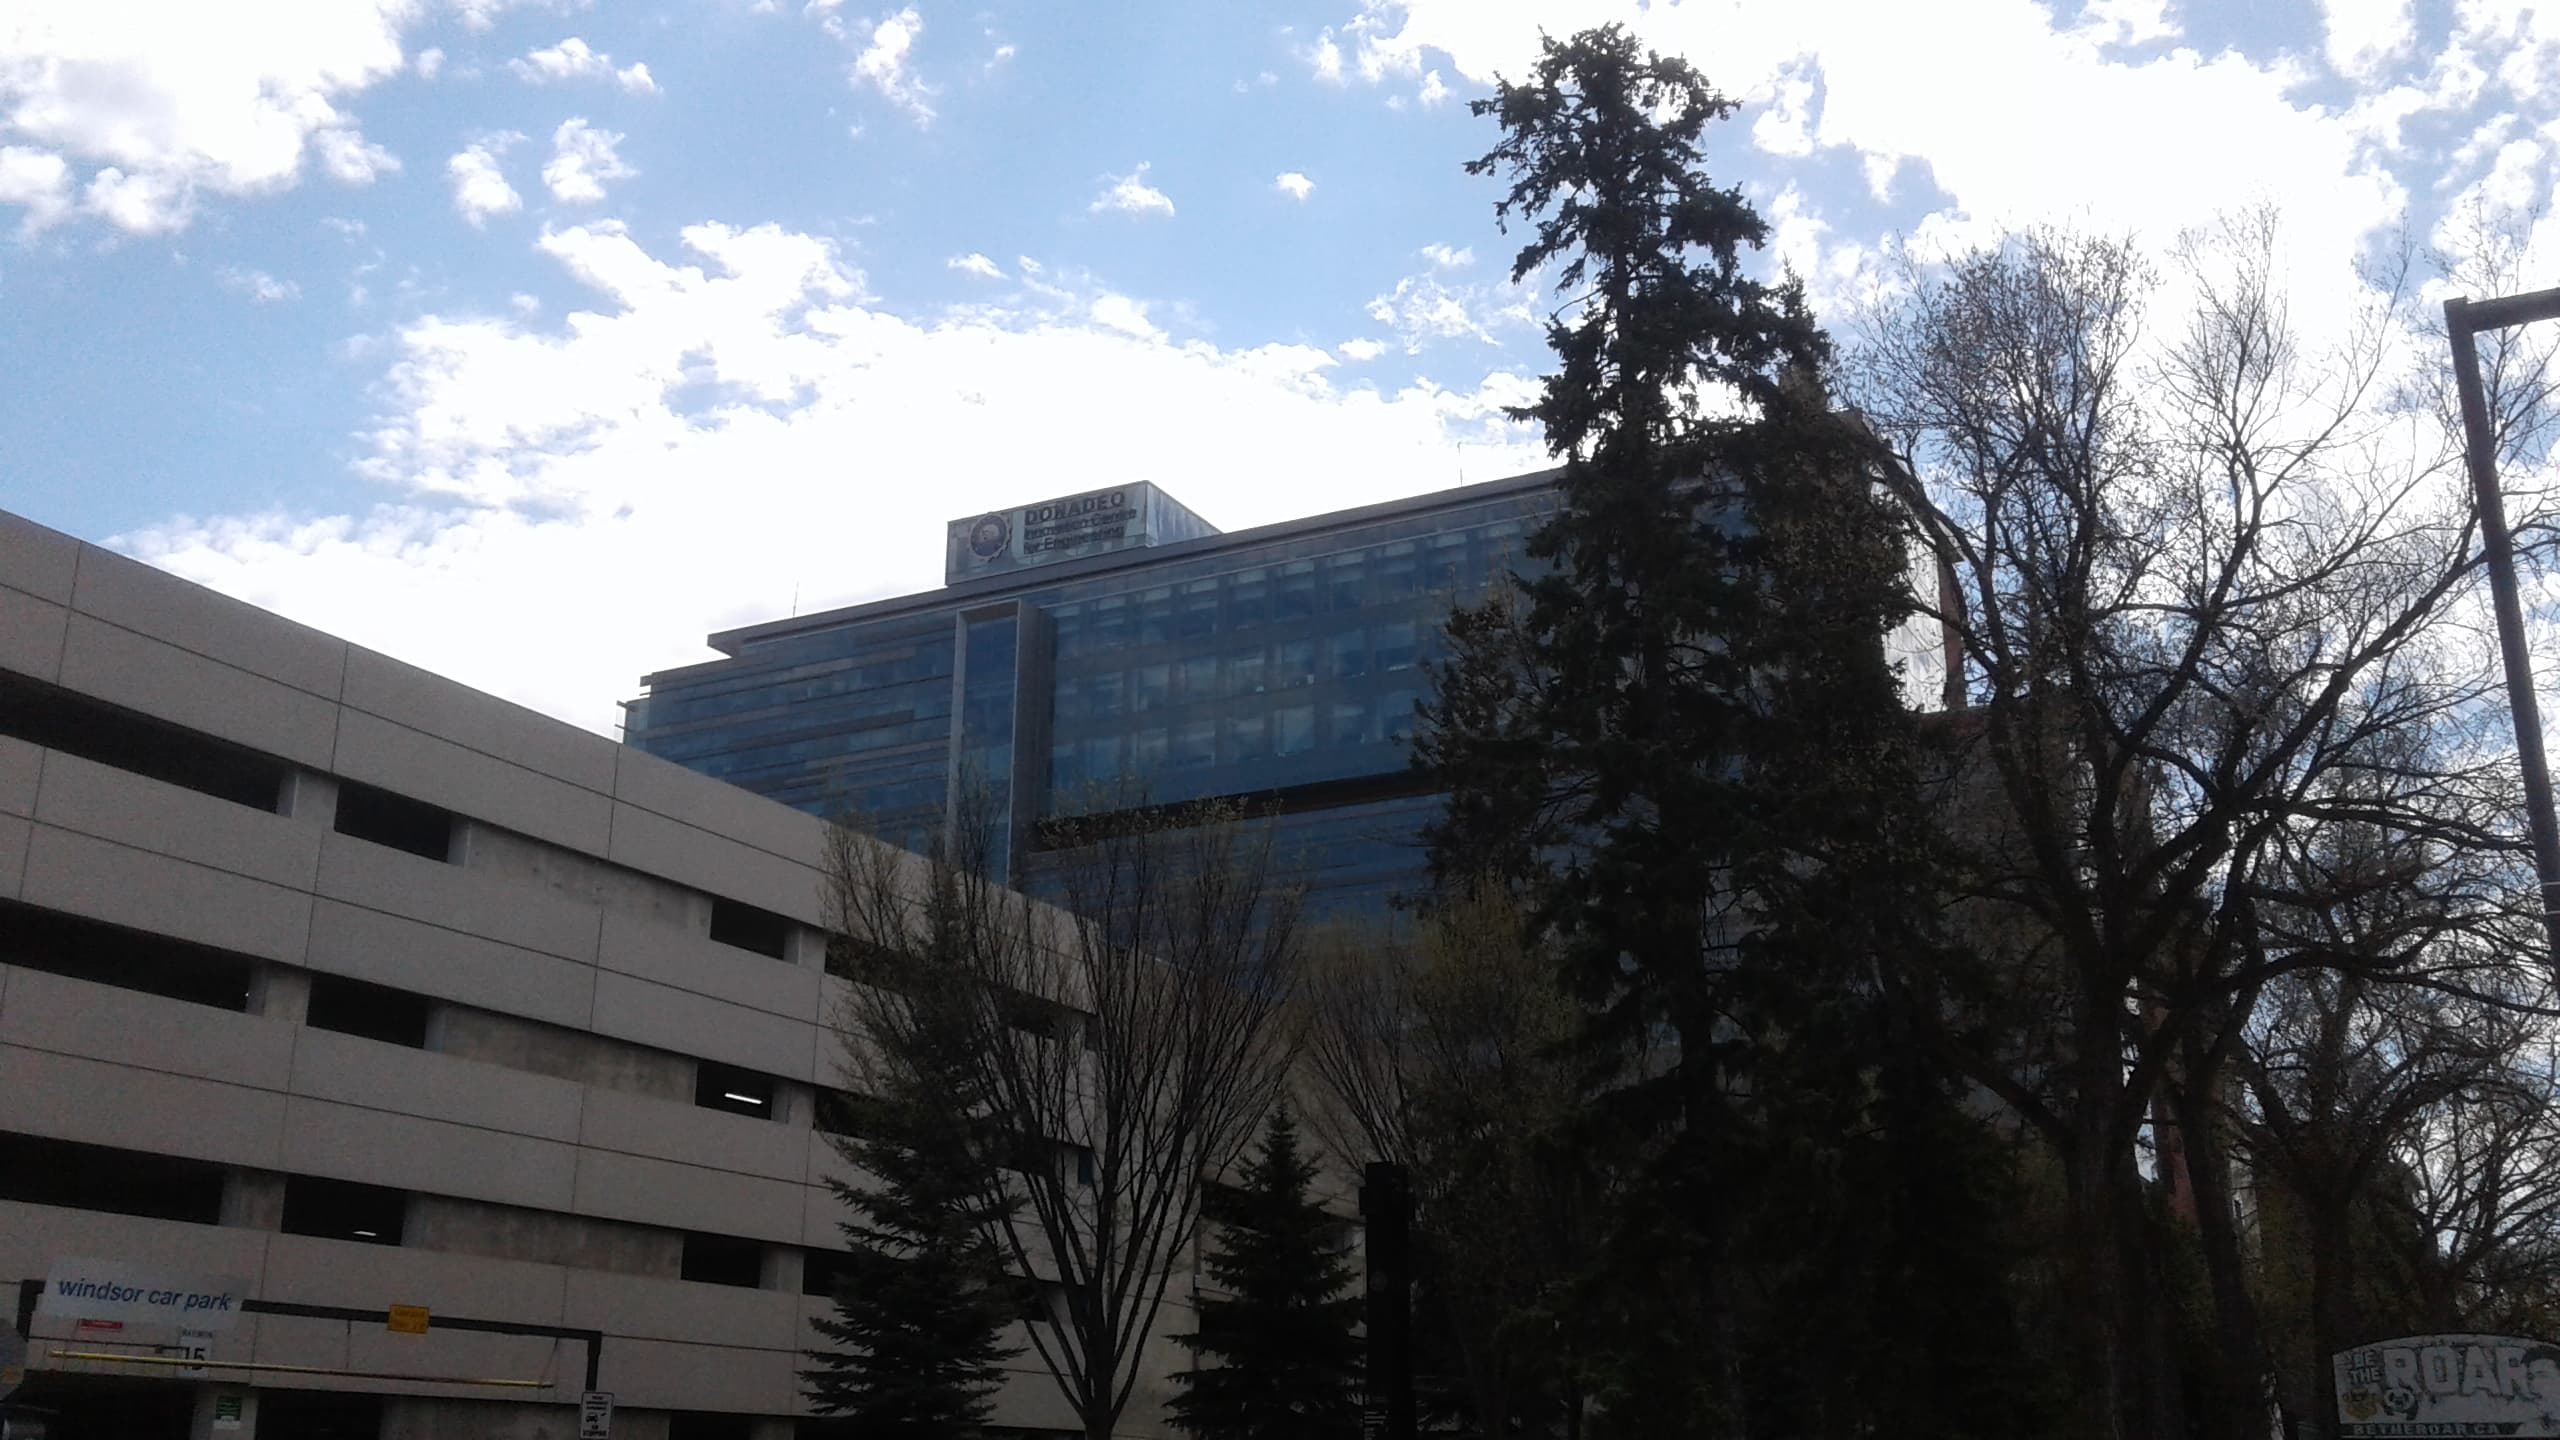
[
  {"left": 2068, "top": 972, "right": 2180, "bottom": 1440},
  {"left": 2176, "top": 1062, "right": 2271, "bottom": 1440},
  {"left": 2308, "top": 1201, "right": 2352, "bottom": 1440}
]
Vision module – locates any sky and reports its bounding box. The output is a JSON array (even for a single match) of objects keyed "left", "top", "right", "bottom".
[{"left": 1, "top": 0, "right": 2553, "bottom": 735}]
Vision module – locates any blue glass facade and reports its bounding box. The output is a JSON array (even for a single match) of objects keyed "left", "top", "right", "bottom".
[{"left": 626, "top": 470, "right": 1559, "bottom": 919}]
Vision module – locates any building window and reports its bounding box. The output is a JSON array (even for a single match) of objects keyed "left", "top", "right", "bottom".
[
  {"left": 1375, "top": 620, "right": 1419, "bottom": 672},
  {"left": 1223, "top": 715, "right": 1268, "bottom": 765},
  {"left": 1225, "top": 649, "right": 1265, "bottom": 697},
  {"left": 0, "top": 1132, "right": 225, "bottom": 1224},
  {"left": 305, "top": 973, "right": 432, "bottom": 1049},
  {"left": 1085, "top": 671, "right": 1123, "bottom": 720},
  {"left": 1180, "top": 655, "right": 1218, "bottom": 703},
  {"left": 1172, "top": 721, "right": 1215, "bottom": 770},
  {"left": 681, "top": 1232, "right": 765, "bottom": 1288},
  {"left": 1327, "top": 629, "right": 1367, "bottom": 680},
  {"left": 1273, "top": 705, "right": 1316, "bottom": 757},
  {"left": 0, "top": 899, "right": 254, "bottom": 1011},
  {"left": 0, "top": 669, "right": 288, "bottom": 811},
  {"left": 1131, "top": 664, "right": 1170, "bottom": 713},
  {"left": 1275, "top": 561, "right": 1318, "bottom": 621},
  {"left": 1128, "top": 727, "right": 1167, "bottom": 776},
  {"left": 332, "top": 781, "right": 454, "bottom": 862},
  {"left": 696, "top": 1061, "right": 776, "bottom": 1119},
  {"left": 1384, "top": 689, "right": 1423, "bottom": 743},
  {"left": 708, "top": 898, "right": 793, "bottom": 960},
  {"left": 281, "top": 1176, "right": 407, "bottom": 1245},
  {"left": 1327, "top": 556, "right": 1365, "bottom": 611},
  {"left": 1330, "top": 700, "right": 1374, "bottom": 749},
  {"left": 1274, "top": 639, "right": 1316, "bottom": 688},
  {"left": 1176, "top": 581, "right": 1220, "bottom": 640}
]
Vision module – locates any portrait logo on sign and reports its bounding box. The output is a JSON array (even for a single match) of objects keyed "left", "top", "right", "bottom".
[{"left": 967, "top": 514, "right": 1011, "bottom": 560}]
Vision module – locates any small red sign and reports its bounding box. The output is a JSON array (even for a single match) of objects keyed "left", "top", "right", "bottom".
[{"left": 74, "top": 1319, "right": 124, "bottom": 1333}]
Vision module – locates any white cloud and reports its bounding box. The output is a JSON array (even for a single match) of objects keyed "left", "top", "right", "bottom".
[
  {"left": 852, "top": 8, "right": 934, "bottom": 124},
  {"left": 447, "top": 134, "right": 525, "bottom": 227},
  {"left": 1754, "top": 64, "right": 1819, "bottom": 156},
  {"left": 1420, "top": 242, "right": 1473, "bottom": 268},
  {"left": 85, "top": 168, "right": 191, "bottom": 233},
  {"left": 2075, "top": 0, "right": 2177, "bottom": 47},
  {"left": 416, "top": 47, "right": 446, "bottom": 80},
  {"left": 314, "top": 129, "right": 400, "bottom": 184},
  {"left": 116, "top": 220, "right": 1545, "bottom": 734},
  {"left": 948, "top": 252, "right": 1003, "bottom": 279},
  {"left": 219, "top": 267, "right": 301, "bottom": 303},
  {"left": 509, "top": 37, "right": 660, "bottom": 94},
  {"left": 0, "top": 0, "right": 412, "bottom": 232},
  {"left": 542, "top": 120, "right": 633, "bottom": 204},
  {"left": 0, "top": 147, "right": 73, "bottom": 233},
  {"left": 1322, "top": 0, "right": 2407, "bottom": 332},
  {"left": 2321, "top": 0, "right": 2415, "bottom": 79},
  {"left": 1365, "top": 266, "right": 1538, "bottom": 352},
  {"left": 1275, "top": 170, "right": 1316, "bottom": 200},
  {"left": 1417, "top": 68, "right": 1452, "bottom": 106},
  {"left": 1088, "top": 293, "right": 1164, "bottom": 342},
  {"left": 1311, "top": 31, "right": 1346, "bottom": 84},
  {"left": 1338, "top": 337, "right": 1388, "bottom": 361},
  {"left": 1091, "top": 163, "right": 1174, "bottom": 218}
]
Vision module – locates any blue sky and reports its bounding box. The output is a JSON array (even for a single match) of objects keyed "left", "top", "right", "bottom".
[{"left": 1, "top": 0, "right": 2551, "bottom": 731}]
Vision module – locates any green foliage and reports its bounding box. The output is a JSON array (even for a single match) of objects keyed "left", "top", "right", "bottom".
[
  {"left": 1168, "top": 1109, "right": 1363, "bottom": 1440},
  {"left": 802, "top": 966, "right": 1024, "bottom": 1438},
  {"left": 1412, "top": 24, "right": 2043, "bottom": 1436}
]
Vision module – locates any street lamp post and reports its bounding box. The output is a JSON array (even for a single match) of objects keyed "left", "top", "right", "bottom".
[{"left": 2446, "top": 289, "right": 2560, "bottom": 968}]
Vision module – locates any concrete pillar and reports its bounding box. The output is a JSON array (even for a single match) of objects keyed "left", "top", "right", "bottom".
[
  {"left": 220, "top": 1170, "right": 286, "bottom": 1229},
  {"left": 760, "top": 1247, "right": 803, "bottom": 1296},
  {"left": 785, "top": 926, "right": 828, "bottom": 974},
  {"left": 188, "top": 1385, "right": 259, "bottom": 1439},
  {"left": 769, "top": 1080, "right": 811, "bottom": 1130},
  {"left": 278, "top": 771, "right": 337, "bottom": 824},
  {"left": 247, "top": 965, "right": 310, "bottom": 1025}
]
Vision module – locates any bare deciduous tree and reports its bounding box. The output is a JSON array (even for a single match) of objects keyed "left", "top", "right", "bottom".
[
  {"left": 1301, "top": 882, "right": 1605, "bottom": 1439},
  {"left": 1847, "top": 212, "right": 2544, "bottom": 1439},
  {"left": 825, "top": 794, "right": 1306, "bottom": 1440}
]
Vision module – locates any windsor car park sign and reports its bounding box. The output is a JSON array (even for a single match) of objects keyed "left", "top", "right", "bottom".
[
  {"left": 2335, "top": 1334, "right": 2560, "bottom": 1436},
  {"left": 33, "top": 1259, "right": 252, "bottom": 1332}
]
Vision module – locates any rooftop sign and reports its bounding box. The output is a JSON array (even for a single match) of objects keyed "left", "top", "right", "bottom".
[{"left": 945, "top": 481, "right": 1217, "bottom": 584}]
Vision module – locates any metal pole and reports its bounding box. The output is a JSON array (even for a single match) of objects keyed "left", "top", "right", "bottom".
[
  {"left": 2446, "top": 295, "right": 2560, "bottom": 968},
  {"left": 1360, "top": 1161, "right": 1415, "bottom": 1440}
]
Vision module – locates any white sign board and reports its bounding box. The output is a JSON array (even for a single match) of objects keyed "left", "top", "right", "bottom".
[
  {"left": 2335, "top": 1333, "right": 2560, "bottom": 1436},
  {"left": 176, "top": 1328, "right": 214, "bottom": 1379},
  {"left": 578, "top": 1390, "right": 613, "bottom": 1439},
  {"left": 34, "top": 1258, "right": 253, "bottom": 1332}
]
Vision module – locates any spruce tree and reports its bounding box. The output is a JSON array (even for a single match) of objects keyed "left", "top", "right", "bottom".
[
  {"left": 1416, "top": 25, "right": 2037, "bottom": 1436},
  {"left": 1168, "top": 1109, "right": 1362, "bottom": 1440},
  {"left": 803, "top": 965, "right": 1023, "bottom": 1438}
]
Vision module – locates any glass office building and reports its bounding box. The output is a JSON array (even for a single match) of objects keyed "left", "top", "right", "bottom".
[{"left": 624, "top": 470, "right": 1560, "bottom": 920}]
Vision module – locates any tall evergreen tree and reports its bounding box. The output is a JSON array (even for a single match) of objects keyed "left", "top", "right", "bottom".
[
  {"left": 1417, "top": 25, "right": 2037, "bottom": 1436},
  {"left": 804, "top": 934, "right": 1024, "bottom": 1438},
  {"left": 1168, "top": 1109, "right": 1363, "bottom": 1440}
]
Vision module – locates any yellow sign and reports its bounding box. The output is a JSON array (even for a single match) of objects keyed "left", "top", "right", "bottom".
[{"left": 386, "top": 1305, "right": 430, "bottom": 1335}]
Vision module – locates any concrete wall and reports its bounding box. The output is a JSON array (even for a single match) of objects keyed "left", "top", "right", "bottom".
[{"left": 0, "top": 508, "right": 1109, "bottom": 1439}]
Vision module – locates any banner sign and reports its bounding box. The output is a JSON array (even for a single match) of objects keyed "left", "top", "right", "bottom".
[
  {"left": 2335, "top": 1333, "right": 2560, "bottom": 1436},
  {"left": 945, "top": 481, "right": 1214, "bottom": 583},
  {"left": 34, "top": 1258, "right": 254, "bottom": 1333}
]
